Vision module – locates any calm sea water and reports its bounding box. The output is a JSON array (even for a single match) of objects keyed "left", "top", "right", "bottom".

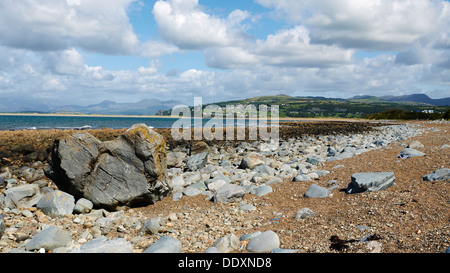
[{"left": 0, "top": 115, "right": 283, "bottom": 131}]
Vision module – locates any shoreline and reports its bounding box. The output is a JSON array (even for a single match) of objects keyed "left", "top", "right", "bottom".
[{"left": 0, "top": 112, "right": 369, "bottom": 122}]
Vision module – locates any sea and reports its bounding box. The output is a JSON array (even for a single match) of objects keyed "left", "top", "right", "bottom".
[{"left": 0, "top": 114, "right": 284, "bottom": 131}]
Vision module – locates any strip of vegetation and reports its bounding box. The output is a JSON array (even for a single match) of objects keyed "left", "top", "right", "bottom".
[{"left": 365, "top": 109, "right": 450, "bottom": 120}]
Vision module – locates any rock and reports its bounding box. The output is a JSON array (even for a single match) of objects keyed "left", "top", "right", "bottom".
[
  {"left": 265, "top": 177, "right": 283, "bottom": 185},
  {"left": 73, "top": 198, "right": 94, "bottom": 214},
  {"left": 185, "top": 151, "right": 208, "bottom": 172},
  {"left": 72, "top": 236, "right": 133, "bottom": 253},
  {"left": 19, "top": 168, "right": 45, "bottom": 182},
  {"left": 239, "top": 153, "right": 265, "bottom": 170},
  {"left": 422, "top": 168, "right": 450, "bottom": 181},
  {"left": 306, "top": 157, "right": 322, "bottom": 165},
  {"left": 304, "top": 184, "right": 331, "bottom": 198},
  {"left": 294, "top": 208, "right": 316, "bottom": 220},
  {"left": 213, "top": 184, "right": 246, "bottom": 204},
  {"left": 95, "top": 217, "right": 121, "bottom": 235},
  {"left": 346, "top": 172, "right": 396, "bottom": 194},
  {"left": 36, "top": 190, "right": 75, "bottom": 217},
  {"left": 398, "top": 148, "right": 425, "bottom": 158},
  {"left": 213, "top": 233, "right": 239, "bottom": 253},
  {"left": 206, "top": 179, "right": 227, "bottom": 193},
  {"left": 4, "top": 184, "right": 42, "bottom": 209},
  {"left": 253, "top": 185, "right": 273, "bottom": 197},
  {"left": 292, "top": 174, "right": 312, "bottom": 182},
  {"left": 45, "top": 124, "right": 172, "bottom": 210},
  {"left": 246, "top": 231, "right": 280, "bottom": 253},
  {"left": 166, "top": 151, "right": 185, "bottom": 168},
  {"left": 407, "top": 140, "right": 424, "bottom": 149},
  {"left": 143, "top": 235, "right": 182, "bottom": 253},
  {"left": 240, "top": 231, "right": 261, "bottom": 241},
  {"left": 204, "top": 247, "right": 222, "bottom": 253},
  {"left": 0, "top": 219, "right": 5, "bottom": 238},
  {"left": 25, "top": 226, "right": 72, "bottom": 252},
  {"left": 141, "top": 217, "right": 164, "bottom": 235}
]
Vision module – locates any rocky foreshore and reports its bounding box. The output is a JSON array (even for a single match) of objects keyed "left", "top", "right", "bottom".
[{"left": 0, "top": 120, "right": 449, "bottom": 253}]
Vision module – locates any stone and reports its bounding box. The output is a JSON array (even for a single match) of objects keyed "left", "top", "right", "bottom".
[
  {"left": 306, "top": 157, "right": 322, "bottom": 165},
  {"left": 213, "top": 233, "right": 239, "bottom": 253},
  {"left": 0, "top": 219, "right": 5, "bottom": 238},
  {"left": 346, "top": 172, "right": 396, "bottom": 194},
  {"left": 4, "top": 184, "right": 42, "bottom": 209},
  {"left": 45, "top": 124, "right": 171, "bottom": 210},
  {"left": 246, "top": 231, "right": 280, "bottom": 253},
  {"left": 292, "top": 174, "right": 312, "bottom": 182},
  {"left": 143, "top": 235, "right": 182, "bottom": 253},
  {"left": 185, "top": 151, "right": 208, "bottom": 172},
  {"left": 213, "top": 184, "right": 246, "bottom": 204},
  {"left": 253, "top": 185, "right": 273, "bottom": 197},
  {"left": 141, "top": 217, "right": 164, "bottom": 235},
  {"left": 206, "top": 179, "right": 227, "bottom": 193},
  {"left": 407, "top": 141, "right": 424, "bottom": 149},
  {"left": 239, "top": 153, "right": 265, "bottom": 170},
  {"left": 19, "top": 168, "right": 45, "bottom": 182},
  {"left": 166, "top": 151, "right": 185, "bottom": 168},
  {"left": 25, "top": 226, "right": 72, "bottom": 251},
  {"left": 95, "top": 217, "right": 121, "bottom": 235},
  {"left": 204, "top": 247, "right": 222, "bottom": 253},
  {"left": 72, "top": 236, "right": 133, "bottom": 253},
  {"left": 422, "top": 168, "right": 450, "bottom": 181},
  {"left": 398, "top": 148, "right": 425, "bottom": 158},
  {"left": 36, "top": 190, "right": 75, "bottom": 217},
  {"left": 294, "top": 208, "right": 316, "bottom": 220},
  {"left": 73, "top": 198, "right": 94, "bottom": 214},
  {"left": 304, "top": 184, "right": 331, "bottom": 198}
]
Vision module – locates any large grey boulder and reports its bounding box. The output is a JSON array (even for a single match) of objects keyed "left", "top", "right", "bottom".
[
  {"left": 184, "top": 141, "right": 209, "bottom": 172},
  {"left": 4, "top": 184, "right": 42, "bottom": 209},
  {"left": 423, "top": 168, "right": 450, "bottom": 181},
  {"left": 346, "top": 172, "right": 396, "bottom": 194},
  {"left": 26, "top": 226, "right": 72, "bottom": 252},
  {"left": 45, "top": 124, "right": 172, "bottom": 210}
]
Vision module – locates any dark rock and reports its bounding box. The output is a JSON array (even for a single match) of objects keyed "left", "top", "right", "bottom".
[{"left": 45, "top": 124, "right": 172, "bottom": 210}]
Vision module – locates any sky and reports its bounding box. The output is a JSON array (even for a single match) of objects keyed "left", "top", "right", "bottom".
[{"left": 1, "top": 0, "right": 450, "bottom": 108}]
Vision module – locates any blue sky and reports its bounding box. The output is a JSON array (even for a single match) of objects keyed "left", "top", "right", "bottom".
[{"left": 0, "top": 0, "right": 449, "bottom": 109}]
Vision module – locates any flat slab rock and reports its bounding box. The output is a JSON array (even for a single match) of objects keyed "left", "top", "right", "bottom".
[{"left": 346, "top": 172, "right": 396, "bottom": 194}]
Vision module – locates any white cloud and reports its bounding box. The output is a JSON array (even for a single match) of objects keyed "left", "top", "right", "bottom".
[
  {"left": 152, "top": 0, "right": 251, "bottom": 49},
  {"left": 255, "top": 0, "right": 449, "bottom": 51},
  {"left": 0, "top": 0, "right": 139, "bottom": 54}
]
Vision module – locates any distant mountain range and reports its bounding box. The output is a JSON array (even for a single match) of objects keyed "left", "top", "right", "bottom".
[
  {"left": 351, "top": 94, "right": 450, "bottom": 106},
  {"left": 0, "top": 98, "right": 184, "bottom": 115}
]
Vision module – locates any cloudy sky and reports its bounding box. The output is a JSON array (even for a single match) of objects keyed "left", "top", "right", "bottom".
[{"left": 1, "top": 0, "right": 450, "bottom": 107}]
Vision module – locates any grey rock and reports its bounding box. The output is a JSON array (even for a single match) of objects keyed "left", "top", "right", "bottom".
[
  {"left": 239, "top": 231, "right": 261, "bottom": 241},
  {"left": 213, "top": 184, "right": 245, "bottom": 204},
  {"left": 185, "top": 151, "right": 208, "bottom": 172},
  {"left": 213, "top": 233, "right": 239, "bottom": 253},
  {"left": 204, "top": 247, "right": 222, "bottom": 253},
  {"left": 26, "top": 226, "right": 72, "bottom": 251},
  {"left": 37, "top": 190, "right": 75, "bottom": 217},
  {"left": 4, "top": 184, "right": 42, "bottom": 209},
  {"left": 45, "top": 124, "right": 171, "bottom": 210},
  {"left": 292, "top": 174, "right": 312, "bottom": 182},
  {"left": 141, "top": 217, "right": 164, "bottom": 235},
  {"left": 72, "top": 236, "right": 132, "bottom": 253},
  {"left": 304, "top": 184, "right": 331, "bottom": 198},
  {"left": 398, "top": 148, "right": 425, "bottom": 158},
  {"left": 422, "top": 168, "right": 450, "bottom": 181},
  {"left": 407, "top": 140, "right": 424, "bottom": 149},
  {"left": 246, "top": 231, "right": 280, "bottom": 253},
  {"left": 73, "top": 198, "right": 94, "bottom": 214},
  {"left": 265, "top": 177, "right": 283, "bottom": 185},
  {"left": 143, "top": 235, "right": 182, "bottom": 253},
  {"left": 0, "top": 219, "right": 5, "bottom": 238},
  {"left": 239, "top": 153, "right": 265, "bottom": 170},
  {"left": 306, "top": 157, "right": 322, "bottom": 165},
  {"left": 346, "top": 172, "right": 396, "bottom": 194},
  {"left": 94, "top": 217, "right": 121, "bottom": 235},
  {"left": 19, "top": 168, "right": 45, "bottom": 182},
  {"left": 253, "top": 185, "right": 273, "bottom": 197},
  {"left": 182, "top": 186, "right": 206, "bottom": 197},
  {"left": 254, "top": 164, "right": 275, "bottom": 176},
  {"left": 172, "top": 191, "right": 183, "bottom": 201},
  {"left": 166, "top": 151, "right": 185, "bottom": 168},
  {"left": 206, "top": 179, "right": 227, "bottom": 193},
  {"left": 294, "top": 208, "right": 316, "bottom": 220}
]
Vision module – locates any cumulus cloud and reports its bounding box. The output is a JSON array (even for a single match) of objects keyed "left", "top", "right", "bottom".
[
  {"left": 152, "top": 0, "right": 251, "bottom": 49},
  {"left": 0, "top": 0, "right": 139, "bottom": 54},
  {"left": 255, "top": 0, "right": 449, "bottom": 51}
]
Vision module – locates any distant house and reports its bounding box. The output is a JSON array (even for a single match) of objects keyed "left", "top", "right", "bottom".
[{"left": 422, "top": 109, "right": 434, "bottom": 114}]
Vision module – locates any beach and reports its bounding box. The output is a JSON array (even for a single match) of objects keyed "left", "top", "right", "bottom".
[{"left": 0, "top": 119, "right": 449, "bottom": 253}]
